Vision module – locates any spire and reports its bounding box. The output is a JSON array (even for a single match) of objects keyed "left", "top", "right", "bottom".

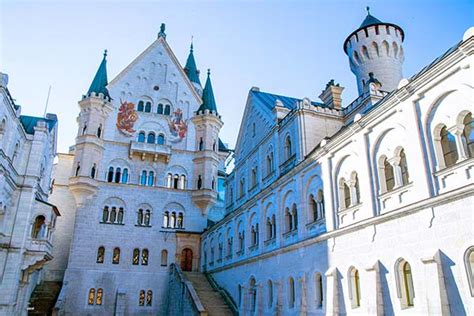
[
  {"left": 197, "top": 69, "right": 217, "bottom": 114},
  {"left": 184, "top": 39, "right": 201, "bottom": 85},
  {"left": 87, "top": 50, "right": 110, "bottom": 99},
  {"left": 359, "top": 6, "right": 383, "bottom": 28}
]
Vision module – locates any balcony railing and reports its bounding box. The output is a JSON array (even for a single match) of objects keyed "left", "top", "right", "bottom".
[{"left": 130, "top": 141, "right": 172, "bottom": 161}]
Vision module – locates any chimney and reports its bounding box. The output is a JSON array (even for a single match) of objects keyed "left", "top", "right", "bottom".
[{"left": 319, "top": 79, "right": 344, "bottom": 110}]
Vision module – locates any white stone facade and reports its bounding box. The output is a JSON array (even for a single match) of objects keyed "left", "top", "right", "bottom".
[
  {"left": 0, "top": 72, "right": 59, "bottom": 315},
  {"left": 201, "top": 27, "right": 474, "bottom": 316},
  {"left": 47, "top": 33, "right": 228, "bottom": 315}
]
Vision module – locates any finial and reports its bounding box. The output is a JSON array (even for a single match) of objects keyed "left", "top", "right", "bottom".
[
  {"left": 207, "top": 69, "right": 211, "bottom": 77},
  {"left": 190, "top": 36, "right": 194, "bottom": 52},
  {"left": 366, "top": 6, "right": 370, "bottom": 15},
  {"left": 103, "top": 49, "right": 108, "bottom": 58},
  {"left": 158, "top": 23, "right": 167, "bottom": 39}
]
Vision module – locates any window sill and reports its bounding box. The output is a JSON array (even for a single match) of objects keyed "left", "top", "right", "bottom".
[
  {"left": 338, "top": 202, "right": 362, "bottom": 214},
  {"left": 264, "top": 238, "right": 276, "bottom": 246},
  {"left": 283, "top": 229, "right": 298, "bottom": 239},
  {"left": 135, "top": 224, "right": 152, "bottom": 228},
  {"left": 248, "top": 244, "right": 259, "bottom": 252},
  {"left": 306, "top": 219, "right": 325, "bottom": 230},
  {"left": 378, "top": 182, "right": 413, "bottom": 199},
  {"left": 100, "top": 221, "right": 125, "bottom": 226},
  {"left": 434, "top": 157, "right": 473, "bottom": 176}
]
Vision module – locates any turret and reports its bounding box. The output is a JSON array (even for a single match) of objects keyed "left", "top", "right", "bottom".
[
  {"left": 191, "top": 70, "right": 223, "bottom": 214},
  {"left": 184, "top": 41, "right": 202, "bottom": 95},
  {"left": 344, "top": 7, "right": 405, "bottom": 95},
  {"left": 69, "top": 50, "right": 113, "bottom": 206}
]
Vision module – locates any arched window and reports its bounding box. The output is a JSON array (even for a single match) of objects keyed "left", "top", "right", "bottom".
[
  {"left": 122, "top": 168, "right": 129, "bottom": 183},
  {"left": 161, "top": 249, "right": 168, "bottom": 266},
  {"left": 268, "top": 280, "right": 273, "bottom": 308},
  {"left": 251, "top": 224, "right": 258, "bottom": 246},
  {"left": 292, "top": 204, "right": 298, "bottom": 230},
  {"left": 239, "top": 178, "right": 245, "bottom": 197},
  {"left": 285, "top": 136, "right": 292, "bottom": 160},
  {"left": 180, "top": 175, "right": 186, "bottom": 189},
  {"left": 146, "top": 290, "right": 153, "bottom": 306},
  {"left": 96, "top": 288, "right": 103, "bottom": 305},
  {"left": 464, "top": 247, "right": 474, "bottom": 296},
  {"left": 310, "top": 194, "right": 317, "bottom": 222},
  {"left": 266, "top": 217, "right": 273, "bottom": 240},
  {"left": 117, "top": 208, "right": 124, "bottom": 224},
  {"left": 267, "top": 152, "right": 274, "bottom": 175},
  {"left": 144, "top": 210, "right": 151, "bottom": 226},
  {"left": 349, "top": 267, "right": 361, "bottom": 308},
  {"left": 31, "top": 215, "right": 46, "bottom": 239},
  {"left": 317, "top": 190, "right": 325, "bottom": 220},
  {"left": 384, "top": 158, "right": 395, "bottom": 192},
  {"left": 157, "top": 134, "right": 165, "bottom": 145},
  {"left": 164, "top": 104, "right": 171, "bottom": 116},
  {"left": 139, "top": 289, "right": 145, "bottom": 306},
  {"left": 137, "top": 209, "right": 143, "bottom": 225},
  {"left": 462, "top": 112, "right": 474, "bottom": 157},
  {"left": 272, "top": 214, "right": 276, "bottom": 238},
  {"left": 177, "top": 212, "right": 184, "bottom": 228},
  {"left": 399, "top": 149, "right": 410, "bottom": 185},
  {"left": 213, "top": 140, "right": 217, "bottom": 152},
  {"left": 114, "top": 167, "right": 121, "bottom": 183},
  {"left": 440, "top": 126, "right": 458, "bottom": 168},
  {"left": 249, "top": 277, "right": 257, "bottom": 312},
  {"left": 140, "top": 171, "right": 147, "bottom": 185},
  {"left": 170, "top": 212, "right": 176, "bottom": 228},
  {"left": 238, "top": 285, "right": 242, "bottom": 307},
  {"left": 137, "top": 101, "right": 144, "bottom": 112},
  {"left": 285, "top": 207, "right": 292, "bottom": 232},
  {"left": 199, "top": 137, "right": 204, "bottom": 151},
  {"left": 110, "top": 207, "right": 117, "bottom": 223},
  {"left": 251, "top": 168, "right": 257, "bottom": 188},
  {"left": 112, "top": 247, "right": 120, "bottom": 264},
  {"left": 82, "top": 124, "right": 87, "bottom": 135},
  {"left": 343, "top": 181, "right": 351, "bottom": 209},
  {"left": 396, "top": 259, "right": 415, "bottom": 308},
  {"left": 148, "top": 171, "right": 154, "bottom": 186},
  {"left": 141, "top": 248, "right": 149, "bottom": 265},
  {"left": 288, "top": 277, "right": 295, "bottom": 308},
  {"left": 102, "top": 206, "right": 109, "bottom": 223},
  {"left": 88, "top": 288, "right": 95, "bottom": 305},
  {"left": 197, "top": 175, "right": 202, "bottom": 190},
  {"left": 138, "top": 132, "right": 146, "bottom": 143},
  {"left": 107, "top": 167, "right": 114, "bottom": 182},
  {"left": 157, "top": 103, "right": 163, "bottom": 114},
  {"left": 133, "top": 248, "right": 140, "bottom": 265},
  {"left": 173, "top": 174, "right": 179, "bottom": 189},
  {"left": 144, "top": 101, "right": 152, "bottom": 113},
  {"left": 166, "top": 173, "right": 172, "bottom": 188},
  {"left": 315, "top": 273, "right": 323, "bottom": 308},
  {"left": 147, "top": 132, "right": 155, "bottom": 144},
  {"left": 90, "top": 164, "right": 96, "bottom": 179},
  {"left": 163, "top": 211, "right": 169, "bottom": 228},
  {"left": 97, "top": 124, "right": 102, "bottom": 138},
  {"left": 97, "top": 246, "right": 105, "bottom": 263}
]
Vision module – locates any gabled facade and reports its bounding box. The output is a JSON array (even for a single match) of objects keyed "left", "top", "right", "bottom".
[{"left": 46, "top": 26, "right": 228, "bottom": 315}]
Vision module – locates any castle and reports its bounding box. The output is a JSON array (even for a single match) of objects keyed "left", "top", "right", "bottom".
[{"left": 0, "top": 10, "right": 473, "bottom": 316}]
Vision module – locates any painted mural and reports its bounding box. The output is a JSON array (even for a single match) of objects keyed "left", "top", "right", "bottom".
[
  {"left": 167, "top": 108, "right": 188, "bottom": 142},
  {"left": 116, "top": 100, "right": 138, "bottom": 136}
]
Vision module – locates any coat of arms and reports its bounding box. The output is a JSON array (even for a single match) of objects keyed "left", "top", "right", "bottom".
[
  {"left": 167, "top": 108, "right": 188, "bottom": 143},
  {"left": 116, "top": 100, "right": 138, "bottom": 136}
]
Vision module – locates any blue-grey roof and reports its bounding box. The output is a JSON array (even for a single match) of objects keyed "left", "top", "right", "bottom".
[
  {"left": 359, "top": 13, "right": 383, "bottom": 28},
  {"left": 218, "top": 138, "right": 230, "bottom": 152},
  {"left": 250, "top": 89, "right": 324, "bottom": 111},
  {"left": 20, "top": 115, "right": 57, "bottom": 134}
]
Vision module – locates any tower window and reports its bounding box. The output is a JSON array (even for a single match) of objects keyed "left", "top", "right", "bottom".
[
  {"left": 144, "top": 101, "right": 152, "bottom": 113},
  {"left": 157, "top": 103, "right": 163, "bottom": 114},
  {"left": 137, "top": 101, "right": 144, "bottom": 112},
  {"left": 164, "top": 105, "right": 171, "bottom": 116}
]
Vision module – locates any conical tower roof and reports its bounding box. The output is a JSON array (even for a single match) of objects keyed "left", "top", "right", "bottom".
[
  {"left": 184, "top": 42, "right": 201, "bottom": 85},
  {"left": 197, "top": 69, "right": 217, "bottom": 114},
  {"left": 87, "top": 50, "right": 110, "bottom": 99}
]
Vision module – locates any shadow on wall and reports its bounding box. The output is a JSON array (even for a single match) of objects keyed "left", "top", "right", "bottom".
[
  {"left": 440, "top": 250, "right": 466, "bottom": 316},
  {"left": 379, "top": 263, "right": 394, "bottom": 316},
  {"left": 335, "top": 269, "right": 346, "bottom": 315}
]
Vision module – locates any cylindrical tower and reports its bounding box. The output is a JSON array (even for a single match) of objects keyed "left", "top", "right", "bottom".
[{"left": 344, "top": 8, "right": 405, "bottom": 95}]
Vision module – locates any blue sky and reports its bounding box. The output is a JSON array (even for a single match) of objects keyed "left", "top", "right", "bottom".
[{"left": 1, "top": 0, "right": 472, "bottom": 152}]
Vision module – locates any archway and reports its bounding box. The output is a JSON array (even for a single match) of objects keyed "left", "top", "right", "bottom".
[{"left": 181, "top": 248, "right": 193, "bottom": 271}]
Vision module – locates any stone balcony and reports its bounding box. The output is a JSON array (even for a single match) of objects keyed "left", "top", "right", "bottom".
[
  {"left": 129, "top": 141, "right": 172, "bottom": 162},
  {"left": 26, "top": 238, "right": 53, "bottom": 255}
]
